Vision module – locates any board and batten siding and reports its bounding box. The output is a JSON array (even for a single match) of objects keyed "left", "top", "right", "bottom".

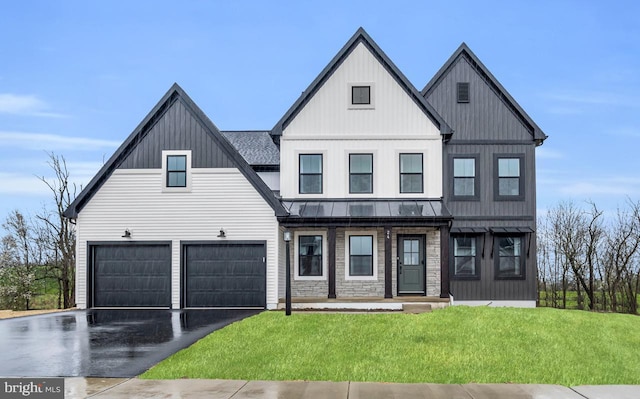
[
  {"left": 285, "top": 43, "right": 440, "bottom": 138},
  {"left": 280, "top": 139, "right": 442, "bottom": 198},
  {"left": 75, "top": 168, "right": 280, "bottom": 309},
  {"left": 425, "top": 56, "right": 533, "bottom": 142}
]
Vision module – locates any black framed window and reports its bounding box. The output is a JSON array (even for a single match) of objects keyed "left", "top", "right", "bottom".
[
  {"left": 298, "top": 235, "right": 323, "bottom": 277},
  {"left": 299, "top": 154, "right": 322, "bottom": 194},
  {"left": 495, "top": 236, "right": 524, "bottom": 279},
  {"left": 453, "top": 157, "right": 477, "bottom": 198},
  {"left": 452, "top": 236, "right": 480, "bottom": 279},
  {"left": 349, "top": 154, "right": 373, "bottom": 193},
  {"left": 495, "top": 156, "right": 524, "bottom": 200},
  {"left": 166, "top": 155, "right": 187, "bottom": 187},
  {"left": 349, "top": 235, "right": 373, "bottom": 276},
  {"left": 400, "top": 153, "right": 423, "bottom": 193},
  {"left": 457, "top": 82, "right": 470, "bottom": 103},
  {"left": 352, "top": 86, "right": 370, "bottom": 105}
]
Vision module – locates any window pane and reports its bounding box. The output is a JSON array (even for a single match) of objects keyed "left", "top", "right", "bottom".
[
  {"left": 300, "top": 255, "right": 322, "bottom": 276},
  {"left": 400, "top": 154, "right": 422, "bottom": 173},
  {"left": 454, "top": 158, "right": 475, "bottom": 177},
  {"left": 167, "top": 155, "right": 186, "bottom": 172},
  {"left": 350, "top": 175, "right": 372, "bottom": 193},
  {"left": 300, "top": 175, "right": 322, "bottom": 194},
  {"left": 498, "top": 158, "right": 520, "bottom": 177},
  {"left": 350, "top": 236, "right": 373, "bottom": 255},
  {"left": 350, "top": 154, "right": 372, "bottom": 173},
  {"left": 454, "top": 177, "right": 475, "bottom": 196},
  {"left": 299, "top": 236, "right": 322, "bottom": 256},
  {"left": 499, "top": 178, "right": 520, "bottom": 196},
  {"left": 350, "top": 256, "right": 373, "bottom": 275},
  {"left": 352, "top": 86, "right": 370, "bottom": 105},
  {"left": 455, "top": 256, "right": 475, "bottom": 275},
  {"left": 499, "top": 256, "right": 517, "bottom": 274},
  {"left": 300, "top": 154, "right": 322, "bottom": 173},
  {"left": 454, "top": 237, "right": 476, "bottom": 256},
  {"left": 401, "top": 175, "right": 423, "bottom": 193},
  {"left": 168, "top": 171, "right": 186, "bottom": 187}
]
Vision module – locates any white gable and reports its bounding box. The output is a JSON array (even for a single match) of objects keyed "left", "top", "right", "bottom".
[{"left": 284, "top": 42, "right": 440, "bottom": 138}]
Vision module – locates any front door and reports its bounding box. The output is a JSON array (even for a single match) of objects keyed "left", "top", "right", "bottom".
[{"left": 397, "top": 235, "right": 425, "bottom": 295}]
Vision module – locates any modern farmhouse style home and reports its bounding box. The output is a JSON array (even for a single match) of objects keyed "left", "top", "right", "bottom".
[{"left": 64, "top": 28, "right": 546, "bottom": 310}]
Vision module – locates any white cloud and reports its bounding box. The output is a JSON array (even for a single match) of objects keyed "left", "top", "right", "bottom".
[
  {"left": 0, "top": 172, "right": 50, "bottom": 196},
  {"left": 0, "top": 131, "right": 121, "bottom": 151},
  {"left": 0, "top": 93, "right": 68, "bottom": 118}
]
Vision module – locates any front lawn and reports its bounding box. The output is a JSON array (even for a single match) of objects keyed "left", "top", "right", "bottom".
[{"left": 141, "top": 306, "right": 640, "bottom": 385}]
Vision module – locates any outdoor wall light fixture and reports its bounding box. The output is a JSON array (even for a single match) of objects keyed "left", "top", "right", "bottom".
[
  {"left": 284, "top": 229, "right": 292, "bottom": 316},
  {"left": 122, "top": 229, "right": 132, "bottom": 238},
  {"left": 217, "top": 228, "right": 226, "bottom": 238}
]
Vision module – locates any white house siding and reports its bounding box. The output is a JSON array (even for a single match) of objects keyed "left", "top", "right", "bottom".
[
  {"left": 284, "top": 43, "right": 440, "bottom": 138},
  {"left": 75, "top": 168, "right": 279, "bottom": 309},
  {"left": 257, "top": 172, "right": 280, "bottom": 191},
  {"left": 280, "top": 41, "right": 442, "bottom": 199},
  {"left": 280, "top": 139, "right": 442, "bottom": 198}
]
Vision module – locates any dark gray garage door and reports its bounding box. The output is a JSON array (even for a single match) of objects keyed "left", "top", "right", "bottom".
[
  {"left": 184, "top": 242, "right": 266, "bottom": 308},
  {"left": 92, "top": 244, "right": 171, "bottom": 308}
]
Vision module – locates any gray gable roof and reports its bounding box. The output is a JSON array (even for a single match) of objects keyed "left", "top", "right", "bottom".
[
  {"left": 271, "top": 27, "right": 453, "bottom": 137},
  {"left": 64, "top": 83, "right": 287, "bottom": 218},
  {"left": 422, "top": 43, "right": 548, "bottom": 143},
  {"left": 220, "top": 131, "right": 280, "bottom": 166}
]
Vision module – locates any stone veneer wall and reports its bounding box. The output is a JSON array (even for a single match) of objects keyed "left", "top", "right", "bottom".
[{"left": 288, "top": 227, "right": 441, "bottom": 298}]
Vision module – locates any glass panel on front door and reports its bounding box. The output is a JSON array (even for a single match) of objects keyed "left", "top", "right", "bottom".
[{"left": 398, "top": 236, "right": 425, "bottom": 295}]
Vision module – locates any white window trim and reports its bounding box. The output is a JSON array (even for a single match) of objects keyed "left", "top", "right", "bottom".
[
  {"left": 396, "top": 150, "right": 426, "bottom": 196},
  {"left": 161, "top": 150, "right": 192, "bottom": 193},
  {"left": 345, "top": 150, "right": 377, "bottom": 197},
  {"left": 348, "top": 82, "right": 375, "bottom": 110},
  {"left": 345, "top": 230, "right": 378, "bottom": 281},
  {"left": 294, "top": 230, "right": 328, "bottom": 281},
  {"left": 296, "top": 150, "right": 327, "bottom": 197}
]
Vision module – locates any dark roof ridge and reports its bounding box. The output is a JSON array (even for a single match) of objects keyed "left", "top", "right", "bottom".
[
  {"left": 271, "top": 27, "right": 452, "bottom": 136},
  {"left": 422, "top": 43, "right": 547, "bottom": 143},
  {"left": 64, "top": 84, "right": 287, "bottom": 218}
]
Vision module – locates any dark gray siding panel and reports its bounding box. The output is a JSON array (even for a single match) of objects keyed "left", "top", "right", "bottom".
[
  {"left": 425, "top": 57, "right": 533, "bottom": 142},
  {"left": 118, "top": 100, "right": 235, "bottom": 169}
]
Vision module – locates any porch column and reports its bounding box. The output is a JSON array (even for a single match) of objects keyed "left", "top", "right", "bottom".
[
  {"left": 384, "top": 225, "right": 392, "bottom": 298},
  {"left": 440, "top": 225, "right": 450, "bottom": 298},
  {"left": 328, "top": 227, "right": 336, "bottom": 299}
]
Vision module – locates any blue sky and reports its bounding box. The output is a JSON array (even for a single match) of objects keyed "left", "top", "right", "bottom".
[{"left": 0, "top": 1, "right": 639, "bottom": 222}]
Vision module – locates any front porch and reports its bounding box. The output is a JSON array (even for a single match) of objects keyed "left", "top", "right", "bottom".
[{"left": 277, "top": 296, "right": 450, "bottom": 311}]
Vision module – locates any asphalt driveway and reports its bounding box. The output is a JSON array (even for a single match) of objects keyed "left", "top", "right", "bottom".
[{"left": 0, "top": 309, "right": 260, "bottom": 377}]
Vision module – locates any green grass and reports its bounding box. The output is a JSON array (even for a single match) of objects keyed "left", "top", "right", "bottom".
[{"left": 141, "top": 307, "right": 640, "bottom": 385}]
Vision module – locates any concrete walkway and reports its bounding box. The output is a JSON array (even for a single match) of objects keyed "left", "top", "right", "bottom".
[{"left": 66, "top": 378, "right": 640, "bottom": 399}]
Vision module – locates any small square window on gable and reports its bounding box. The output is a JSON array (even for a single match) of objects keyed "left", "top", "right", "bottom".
[
  {"left": 348, "top": 83, "right": 375, "bottom": 109},
  {"left": 457, "top": 82, "right": 470, "bottom": 103},
  {"left": 162, "top": 150, "right": 192, "bottom": 192}
]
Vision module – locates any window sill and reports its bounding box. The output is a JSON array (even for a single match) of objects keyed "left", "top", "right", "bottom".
[{"left": 294, "top": 276, "right": 326, "bottom": 281}]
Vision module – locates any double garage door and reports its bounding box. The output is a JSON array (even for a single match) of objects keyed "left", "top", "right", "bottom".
[{"left": 90, "top": 242, "right": 266, "bottom": 308}]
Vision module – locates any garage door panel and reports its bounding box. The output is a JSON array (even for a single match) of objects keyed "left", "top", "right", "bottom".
[
  {"left": 184, "top": 243, "right": 266, "bottom": 308},
  {"left": 92, "top": 244, "right": 171, "bottom": 308}
]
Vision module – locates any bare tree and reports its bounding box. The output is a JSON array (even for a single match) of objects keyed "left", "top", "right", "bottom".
[{"left": 36, "top": 153, "right": 77, "bottom": 309}]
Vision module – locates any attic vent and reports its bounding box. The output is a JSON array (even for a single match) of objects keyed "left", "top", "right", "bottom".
[{"left": 457, "top": 82, "right": 470, "bottom": 103}]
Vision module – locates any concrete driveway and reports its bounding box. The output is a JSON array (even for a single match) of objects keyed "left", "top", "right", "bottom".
[{"left": 0, "top": 309, "right": 260, "bottom": 377}]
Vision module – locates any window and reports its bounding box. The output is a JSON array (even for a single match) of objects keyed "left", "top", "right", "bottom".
[
  {"left": 453, "top": 157, "right": 477, "bottom": 198},
  {"left": 166, "top": 155, "right": 187, "bottom": 187},
  {"left": 495, "top": 236, "right": 524, "bottom": 279},
  {"left": 457, "top": 82, "right": 470, "bottom": 103},
  {"left": 298, "top": 235, "right": 323, "bottom": 277},
  {"left": 349, "top": 154, "right": 373, "bottom": 193},
  {"left": 495, "top": 155, "right": 524, "bottom": 200},
  {"left": 452, "top": 236, "right": 480, "bottom": 279},
  {"left": 299, "top": 154, "right": 322, "bottom": 194},
  {"left": 400, "top": 153, "right": 423, "bottom": 193},
  {"left": 352, "top": 86, "right": 370, "bottom": 105},
  {"left": 349, "top": 235, "right": 373, "bottom": 276}
]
